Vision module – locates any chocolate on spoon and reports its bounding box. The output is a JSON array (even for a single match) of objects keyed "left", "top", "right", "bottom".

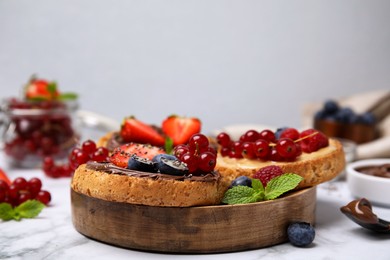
[{"left": 340, "top": 198, "right": 390, "bottom": 233}]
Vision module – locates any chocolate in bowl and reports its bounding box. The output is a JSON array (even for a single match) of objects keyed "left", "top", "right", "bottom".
[
  {"left": 355, "top": 164, "right": 390, "bottom": 179},
  {"left": 346, "top": 159, "right": 390, "bottom": 207}
]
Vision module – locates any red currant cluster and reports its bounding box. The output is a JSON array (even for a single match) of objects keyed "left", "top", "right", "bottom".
[
  {"left": 43, "top": 139, "right": 109, "bottom": 178},
  {"left": 173, "top": 134, "right": 217, "bottom": 174},
  {"left": 217, "top": 128, "right": 328, "bottom": 162},
  {"left": 3, "top": 98, "right": 77, "bottom": 163},
  {"left": 0, "top": 177, "right": 51, "bottom": 207}
]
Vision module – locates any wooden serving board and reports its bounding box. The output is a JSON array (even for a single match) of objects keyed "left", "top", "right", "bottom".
[{"left": 71, "top": 186, "right": 316, "bottom": 253}]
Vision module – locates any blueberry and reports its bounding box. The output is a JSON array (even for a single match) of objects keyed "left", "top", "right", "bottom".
[
  {"left": 287, "top": 222, "right": 315, "bottom": 247},
  {"left": 335, "top": 107, "right": 355, "bottom": 123},
  {"left": 323, "top": 100, "right": 339, "bottom": 114},
  {"left": 357, "top": 112, "right": 376, "bottom": 125},
  {"left": 127, "top": 155, "right": 157, "bottom": 172},
  {"left": 229, "top": 176, "right": 252, "bottom": 188},
  {"left": 275, "top": 127, "right": 288, "bottom": 140},
  {"left": 152, "top": 154, "right": 177, "bottom": 164},
  {"left": 314, "top": 110, "right": 326, "bottom": 120},
  {"left": 157, "top": 157, "right": 188, "bottom": 176}
]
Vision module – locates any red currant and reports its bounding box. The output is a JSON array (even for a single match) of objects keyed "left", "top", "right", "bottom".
[
  {"left": 269, "top": 148, "right": 283, "bottom": 161},
  {"left": 181, "top": 153, "right": 198, "bottom": 173},
  {"left": 35, "top": 190, "right": 51, "bottom": 205},
  {"left": 259, "top": 130, "right": 276, "bottom": 143},
  {"left": 8, "top": 184, "right": 19, "bottom": 201},
  {"left": 27, "top": 177, "right": 42, "bottom": 197},
  {"left": 280, "top": 128, "right": 300, "bottom": 140},
  {"left": 188, "top": 134, "right": 209, "bottom": 153},
  {"left": 13, "top": 177, "right": 27, "bottom": 190},
  {"left": 276, "top": 138, "right": 298, "bottom": 160},
  {"left": 0, "top": 180, "right": 9, "bottom": 191},
  {"left": 241, "top": 142, "right": 256, "bottom": 159},
  {"left": 220, "top": 147, "right": 230, "bottom": 157},
  {"left": 82, "top": 140, "right": 97, "bottom": 155},
  {"left": 232, "top": 141, "right": 243, "bottom": 156},
  {"left": 254, "top": 139, "right": 270, "bottom": 159},
  {"left": 216, "top": 132, "right": 231, "bottom": 147},
  {"left": 0, "top": 189, "right": 6, "bottom": 202},
  {"left": 198, "top": 152, "right": 216, "bottom": 172},
  {"left": 91, "top": 147, "right": 109, "bottom": 162},
  {"left": 241, "top": 130, "right": 259, "bottom": 142},
  {"left": 173, "top": 145, "right": 189, "bottom": 160},
  {"left": 18, "top": 191, "right": 32, "bottom": 205}
]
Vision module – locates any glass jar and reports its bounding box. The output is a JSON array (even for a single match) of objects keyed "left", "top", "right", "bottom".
[{"left": 0, "top": 98, "right": 80, "bottom": 168}]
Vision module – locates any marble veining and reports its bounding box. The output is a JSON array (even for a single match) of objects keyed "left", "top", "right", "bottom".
[{"left": 1, "top": 160, "right": 390, "bottom": 260}]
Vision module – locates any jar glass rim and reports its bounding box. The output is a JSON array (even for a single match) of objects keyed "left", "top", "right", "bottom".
[{"left": 0, "top": 98, "right": 79, "bottom": 116}]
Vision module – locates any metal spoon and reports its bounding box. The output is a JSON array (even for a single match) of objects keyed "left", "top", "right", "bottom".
[{"left": 340, "top": 198, "right": 390, "bottom": 233}]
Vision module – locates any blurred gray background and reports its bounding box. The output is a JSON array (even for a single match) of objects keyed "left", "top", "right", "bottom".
[{"left": 1, "top": 0, "right": 389, "bottom": 134}]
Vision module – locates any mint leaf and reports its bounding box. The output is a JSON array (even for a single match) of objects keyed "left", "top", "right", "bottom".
[
  {"left": 264, "top": 173, "right": 303, "bottom": 200},
  {"left": 0, "top": 203, "right": 15, "bottom": 221},
  {"left": 57, "top": 92, "right": 78, "bottom": 101},
  {"left": 165, "top": 137, "right": 174, "bottom": 154},
  {"left": 222, "top": 185, "right": 263, "bottom": 205},
  {"left": 251, "top": 178, "right": 264, "bottom": 191},
  {"left": 15, "top": 200, "right": 45, "bottom": 219}
]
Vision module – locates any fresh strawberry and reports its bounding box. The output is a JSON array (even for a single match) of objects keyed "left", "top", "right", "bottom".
[
  {"left": 253, "top": 165, "right": 284, "bottom": 187},
  {"left": 109, "top": 143, "right": 165, "bottom": 168},
  {"left": 0, "top": 168, "right": 11, "bottom": 185},
  {"left": 120, "top": 116, "right": 165, "bottom": 147},
  {"left": 162, "top": 115, "right": 201, "bottom": 146},
  {"left": 25, "top": 78, "right": 59, "bottom": 100}
]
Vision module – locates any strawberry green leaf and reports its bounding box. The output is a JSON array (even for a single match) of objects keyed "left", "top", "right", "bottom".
[
  {"left": 15, "top": 200, "right": 45, "bottom": 219},
  {"left": 0, "top": 203, "right": 15, "bottom": 221},
  {"left": 47, "top": 82, "right": 58, "bottom": 94},
  {"left": 222, "top": 185, "right": 263, "bottom": 205},
  {"left": 57, "top": 93, "right": 78, "bottom": 101},
  {"left": 264, "top": 173, "right": 303, "bottom": 200}
]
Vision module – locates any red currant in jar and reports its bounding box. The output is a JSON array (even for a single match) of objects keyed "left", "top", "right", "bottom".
[{"left": 198, "top": 152, "right": 216, "bottom": 172}]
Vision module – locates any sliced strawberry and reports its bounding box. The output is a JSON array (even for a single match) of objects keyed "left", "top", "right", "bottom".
[
  {"left": 25, "top": 78, "right": 59, "bottom": 100},
  {"left": 0, "top": 168, "right": 11, "bottom": 185},
  {"left": 109, "top": 143, "right": 165, "bottom": 168},
  {"left": 120, "top": 116, "right": 165, "bottom": 147},
  {"left": 162, "top": 115, "right": 201, "bottom": 146}
]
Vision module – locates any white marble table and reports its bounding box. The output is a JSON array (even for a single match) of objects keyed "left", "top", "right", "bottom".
[{"left": 1, "top": 159, "right": 390, "bottom": 260}]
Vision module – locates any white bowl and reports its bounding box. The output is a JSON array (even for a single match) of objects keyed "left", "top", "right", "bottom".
[{"left": 346, "top": 159, "right": 390, "bottom": 207}]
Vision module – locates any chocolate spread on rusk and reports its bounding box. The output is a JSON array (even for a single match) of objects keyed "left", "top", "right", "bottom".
[
  {"left": 355, "top": 164, "right": 390, "bottom": 178},
  {"left": 86, "top": 161, "right": 220, "bottom": 182}
]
